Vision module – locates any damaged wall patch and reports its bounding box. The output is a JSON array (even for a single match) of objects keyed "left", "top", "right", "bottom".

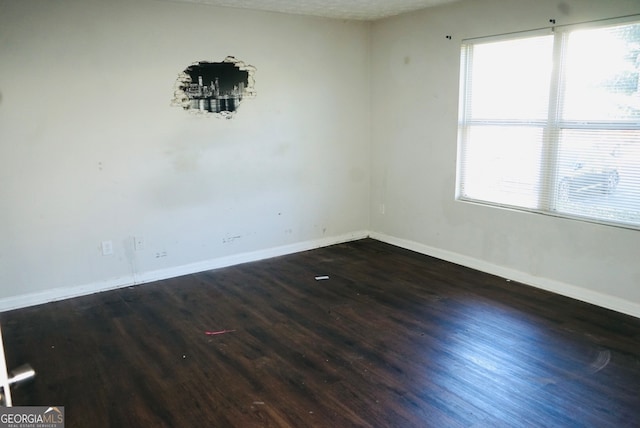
[{"left": 172, "top": 56, "right": 256, "bottom": 119}]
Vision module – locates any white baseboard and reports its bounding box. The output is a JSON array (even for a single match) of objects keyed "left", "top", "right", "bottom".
[
  {"left": 133, "top": 230, "right": 370, "bottom": 286},
  {"left": 4, "top": 229, "right": 638, "bottom": 319},
  {"left": 0, "top": 230, "right": 370, "bottom": 312},
  {"left": 0, "top": 275, "right": 137, "bottom": 313},
  {"left": 370, "top": 232, "right": 640, "bottom": 319}
]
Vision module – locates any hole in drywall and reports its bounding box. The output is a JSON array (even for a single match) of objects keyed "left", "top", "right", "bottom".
[{"left": 172, "top": 56, "right": 256, "bottom": 119}]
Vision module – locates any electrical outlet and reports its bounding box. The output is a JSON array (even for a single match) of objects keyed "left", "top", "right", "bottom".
[
  {"left": 134, "top": 236, "right": 144, "bottom": 251},
  {"left": 101, "top": 240, "right": 113, "bottom": 256}
]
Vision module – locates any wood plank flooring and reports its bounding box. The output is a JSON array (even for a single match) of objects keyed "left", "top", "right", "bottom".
[{"left": 1, "top": 238, "right": 639, "bottom": 427}]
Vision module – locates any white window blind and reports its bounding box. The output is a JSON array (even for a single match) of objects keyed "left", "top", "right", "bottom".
[{"left": 457, "top": 18, "right": 640, "bottom": 230}]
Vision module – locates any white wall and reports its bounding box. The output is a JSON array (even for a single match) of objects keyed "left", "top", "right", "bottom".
[
  {"left": 0, "top": 0, "right": 370, "bottom": 308},
  {"left": 370, "top": 0, "right": 640, "bottom": 316},
  {"left": 2, "top": 0, "right": 639, "bottom": 318}
]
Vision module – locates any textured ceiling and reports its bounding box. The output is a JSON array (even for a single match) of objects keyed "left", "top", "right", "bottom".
[{"left": 160, "top": 0, "right": 461, "bottom": 20}]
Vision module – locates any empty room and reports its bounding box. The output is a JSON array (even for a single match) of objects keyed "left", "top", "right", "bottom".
[{"left": 1, "top": 0, "right": 639, "bottom": 426}]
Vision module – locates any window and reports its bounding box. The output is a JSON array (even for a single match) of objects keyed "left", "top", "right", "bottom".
[{"left": 457, "top": 18, "right": 640, "bottom": 229}]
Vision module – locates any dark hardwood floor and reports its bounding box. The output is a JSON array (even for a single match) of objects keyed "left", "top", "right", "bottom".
[{"left": 1, "top": 239, "right": 639, "bottom": 427}]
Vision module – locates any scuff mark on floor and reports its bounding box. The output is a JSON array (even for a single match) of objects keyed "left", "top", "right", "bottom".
[{"left": 588, "top": 349, "right": 611, "bottom": 374}]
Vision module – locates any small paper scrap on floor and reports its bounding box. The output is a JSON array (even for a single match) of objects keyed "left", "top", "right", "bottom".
[
  {"left": 315, "top": 276, "right": 329, "bottom": 280},
  {"left": 205, "top": 329, "right": 236, "bottom": 336}
]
